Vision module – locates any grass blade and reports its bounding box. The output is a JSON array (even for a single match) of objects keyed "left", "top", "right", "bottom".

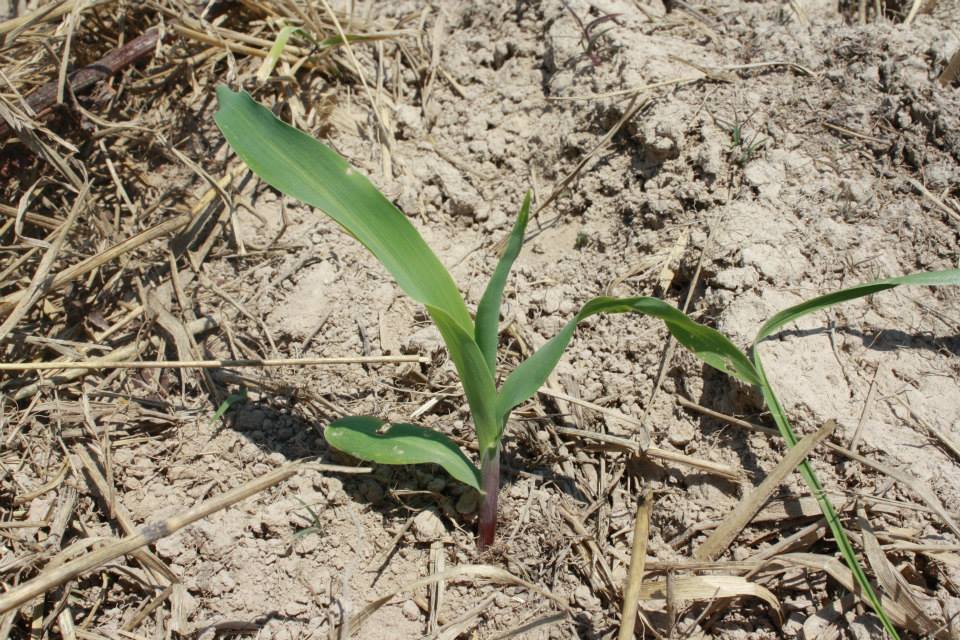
[
  {"left": 496, "top": 296, "right": 759, "bottom": 426},
  {"left": 754, "top": 357, "right": 899, "bottom": 638},
  {"left": 754, "top": 268, "right": 960, "bottom": 344},
  {"left": 214, "top": 87, "right": 473, "bottom": 334},
  {"left": 256, "top": 25, "right": 303, "bottom": 82},
  {"left": 749, "top": 268, "right": 960, "bottom": 638},
  {"left": 209, "top": 389, "right": 247, "bottom": 426},
  {"left": 325, "top": 416, "right": 481, "bottom": 490},
  {"left": 475, "top": 193, "right": 531, "bottom": 376}
]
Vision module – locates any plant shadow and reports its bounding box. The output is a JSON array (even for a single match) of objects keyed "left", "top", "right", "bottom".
[
  {"left": 766, "top": 325, "right": 960, "bottom": 355},
  {"left": 218, "top": 396, "right": 585, "bottom": 549}
]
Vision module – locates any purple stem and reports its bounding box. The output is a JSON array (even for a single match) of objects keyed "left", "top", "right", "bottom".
[{"left": 478, "top": 446, "right": 500, "bottom": 550}]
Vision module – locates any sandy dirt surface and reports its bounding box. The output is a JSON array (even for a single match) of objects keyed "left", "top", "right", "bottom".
[{"left": 2, "top": 0, "right": 959, "bottom": 638}]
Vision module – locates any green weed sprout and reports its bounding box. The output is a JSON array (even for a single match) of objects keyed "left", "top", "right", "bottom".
[{"left": 215, "top": 87, "right": 958, "bottom": 634}]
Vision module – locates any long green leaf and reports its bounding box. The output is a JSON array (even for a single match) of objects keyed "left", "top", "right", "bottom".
[
  {"left": 214, "top": 87, "right": 473, "bottom": 334},
  {"left": 754, "top": 268, "right": 960, "bottom": 344},
  {"left": 753, "top": 356, "right": 899, "bottom": 638},
  {"left": 429, "top": 305, "right": 499, "bottom": 455},
  {"left": 325, "top": 416, "right": 480, "bottom": 490},
  {"left": 749, "top": 269, "right": 960, "bottom": 639},
  {"left": 496, "top": 296, "right": 760, "bottom": 428},
  {"left": 475, "top": 193, "right": 531, "bottom": 376}
]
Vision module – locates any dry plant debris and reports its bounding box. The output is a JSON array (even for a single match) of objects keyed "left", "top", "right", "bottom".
[{"left": 1, "top": 0, "right": 959, "bottom": 638}]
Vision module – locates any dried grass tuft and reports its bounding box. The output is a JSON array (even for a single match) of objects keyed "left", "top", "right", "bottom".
[{"left": 0, "top": 1, "right": 413, "bottom": 635}]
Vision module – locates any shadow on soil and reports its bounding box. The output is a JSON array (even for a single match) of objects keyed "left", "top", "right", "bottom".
[
  {"left": 767, "top": 325, "right": 960, "bottom": 355},
  {"left": 218, "top": 395, "right": 587, "bottom": 546}
]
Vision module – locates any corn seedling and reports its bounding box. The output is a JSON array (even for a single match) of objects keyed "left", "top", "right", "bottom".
[
  {"left": 214, "top": 86, "right": 760, "bottom": 548},
  {"left": 214, "top": 87, "right": 958, "bottom": 635}
]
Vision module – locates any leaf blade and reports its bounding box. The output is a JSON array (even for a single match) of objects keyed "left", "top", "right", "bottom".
[
  {"left": 496, "top": 296, "right": 759, "bottom": 426},
  {"left": 754, "top": 268, "right": 960, "bottom": 344},
  {"left": 753, "top": 355, "right": 899, "bottom": 638},
  {"left": 475, "top": 193, "right": 531, "bottom": 375},
  {"left": 429, "top": 304, "right": 500, "bottom": 455},
  {"left": 325, "top": 416, "right": 481, "bottom": 490},
  {"left": 214, "top": 86, "right": 473, "bottom": 333},
  {"left": 749, "top": 268, "right": 960, "bottom": 639}
]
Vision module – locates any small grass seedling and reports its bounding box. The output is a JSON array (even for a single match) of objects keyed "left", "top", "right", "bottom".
[
  {"left": 716, "top": 105, "right": 767, "bottom": 166},
  {"left": 560, "top": 0, "right": 622, "bottom": 67},
  {"left": 719, "top": 116, "right": 767, "bottom": 166},
  {"left": 215, "top": 87, "right": 958, "bottom": 636}
]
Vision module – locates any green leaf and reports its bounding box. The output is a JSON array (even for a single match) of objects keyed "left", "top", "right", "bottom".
[
  {"left": 214, "top": 86, "right": 473, "bottom": 335},
  {"left": 325, "top": 416, "right": 481, "bottom": 490},
  {"left": 749, "top": 269, "right": 960, "bottom": 640},
  {"left": 256, "top": 25, "right": 304, "bottom": 82},
  {"left": 475, "top": 193, "right": 531, "bottom": 376},
  {"left": 753, "top": 356, "right": 899, "bottom": 638},
  {"left": 754, "top": 268, "right": 960, "bottom": 344},
  {"left": 209, "top": 390, "right": 247, "bottom": 427},
  {"left": 429, "top": 305, "right": 499, "bottom": 455},
  {"left": 496, "top": 296, "right": 760, "bottom": 427},
  {"left": 215, "top": 88, "right": 505, "bottom": 461}
]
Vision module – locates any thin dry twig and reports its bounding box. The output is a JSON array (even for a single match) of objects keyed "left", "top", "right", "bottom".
[
  {"left": 694, "top": 420, "right": 836, "bottom": 560},
  {"left": 0, "top": 181, "right": 87, "bottom": 341},
  {"left": 0, "top": 354, "right": 430, "bottom": 371},
  {"left": 554, "top": 425, "right": 741, "bottom": 479},
  {"left": 676, "top": 397, "right": 960, "bottom": 538}
]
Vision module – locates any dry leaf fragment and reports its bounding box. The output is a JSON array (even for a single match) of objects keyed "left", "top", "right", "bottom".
[{"left": 638, "top": 575, "right": 782, "bottom": 622}]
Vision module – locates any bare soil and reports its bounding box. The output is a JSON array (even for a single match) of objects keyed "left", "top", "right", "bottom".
[{"left": 1, "top": 0, "right": 959, "bottom": 638}]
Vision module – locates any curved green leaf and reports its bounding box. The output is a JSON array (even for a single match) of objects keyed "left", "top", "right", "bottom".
[
  {"left": 429, "top": 304, "right": 499, "bottom": 455},
  {"left": 214, "top": 86, "right": 473, "bottom": 334},
  {"left": 749, "top": 268, "right": 960, "bottom": 640},
  {"left": 496, "top": 296, "right": 760, "bottom": 428},
  {"left": 325, "top": 416, "right": 481, "bottom": 490},
  {"left": 754, "top": 268, "right": 960, "bottom": 344},
  {"left": 476, "top": 193, "right": 531, "bottom": 376}
]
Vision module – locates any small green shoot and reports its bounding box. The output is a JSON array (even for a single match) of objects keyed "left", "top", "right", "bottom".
[
  {"left": 214, "top": 88, "right": 960, "bottom": 635},
  {"left": 210, "top": 389, "right": 248, "bottom": 427},
  {"left": 717, "top": 111, "right": 767, "bottom": 166},
  {"left": 289, "top": 496, "right": 324, "bottom": 550},
  {"left": 574, "top": 231, "right": 590, "bottom": 250}
]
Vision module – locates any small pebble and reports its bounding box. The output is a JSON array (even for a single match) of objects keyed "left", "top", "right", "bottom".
[
  {"left": 572, "top": 584, "right": 600, "bottom": 609},
  {"left": 412, "top": 508, "right": 446, "bottom": 542},
  {"left": 668, "top": 421, "right": 695, "bottom": 447},
  {"left": 402, "top": 599, "right": 420, "bottom": 621}
]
